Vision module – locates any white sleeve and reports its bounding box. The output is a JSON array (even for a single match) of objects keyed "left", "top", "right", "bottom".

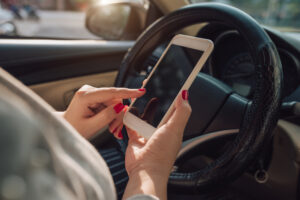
[{"left": 0, "top": 69, "right": 117, "bottom": 200}]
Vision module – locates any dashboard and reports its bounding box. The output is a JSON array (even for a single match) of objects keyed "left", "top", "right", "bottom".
[
  {"left": 142, "top": 24, "right": 300, "bottom": 102},
  {"left": 209, "top": 30, "right": 300, "bottom": 100}
]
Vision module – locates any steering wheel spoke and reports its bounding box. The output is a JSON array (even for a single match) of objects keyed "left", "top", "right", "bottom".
[
  {"left": 204, "top": 92, "right": 249, "bottom": 133},
  {"left": 184, "top": 72, "right": 249, "bottom": 139}
]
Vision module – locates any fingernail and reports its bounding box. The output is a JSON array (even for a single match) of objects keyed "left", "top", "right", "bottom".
[
  {"left": 114, "top": 103, "right": 125, "bottom": 114},
  {"left": 138, "top": 88, "right": 146, "bottom": 92},
  {"left": 118, "top": 131, "right": 123, "bottom": 139},
  {"left": 112, "top": 127, "right": 117, "bottom": 133},
  {"left": 182, "top": 90, "right": 188, "bottom": 100}
]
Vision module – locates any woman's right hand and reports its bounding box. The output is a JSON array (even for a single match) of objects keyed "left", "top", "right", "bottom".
[
  {"left": 62, "top": 85, "right": 145, "bottom": 139},
  {"left": 123, "top": 90, "right": 191, "bottom": 200}
]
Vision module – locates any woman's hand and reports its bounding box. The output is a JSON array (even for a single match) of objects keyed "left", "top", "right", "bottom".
[
  {"left": 62, "top": 85, "right": 145, "bottom": 139},
  {"left": 123, "top": 90, "right": 191, "bottom": 200}
]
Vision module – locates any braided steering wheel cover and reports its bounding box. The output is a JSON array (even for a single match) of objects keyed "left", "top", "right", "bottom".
[{"left": 115, "top": 3, "right": 283, "bottom": 192}]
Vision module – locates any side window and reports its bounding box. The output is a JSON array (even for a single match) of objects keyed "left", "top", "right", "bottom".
[
  {"left": 191, "top": 0, "right": 300, "bottom": 30},
  {"left": 0, "top": 0, "right": 152, "bottom": 40},
  {"left": 0, "top": 0, "right": 97, "bottom": 39}
]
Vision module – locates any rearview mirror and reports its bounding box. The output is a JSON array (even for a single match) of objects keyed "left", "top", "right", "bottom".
[{"left": 85, "top": 0, "right": 148, "bottom": 40}]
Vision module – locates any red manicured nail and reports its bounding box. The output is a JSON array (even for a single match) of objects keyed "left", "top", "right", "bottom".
[
  {"left": 118, "top": 131, "right": 123, "bottom": 139},
  {"left": 112, "top": 127, "right": 117, "bottom": 133},
  {"left": 114, "top": 103, "right": 125, "bottom": 114},
  {"left": 182, "top": 90, "right": 188, "bottom": 100},
  {"left": 138, "top": 88, "right": 146, "bottom": 92}
]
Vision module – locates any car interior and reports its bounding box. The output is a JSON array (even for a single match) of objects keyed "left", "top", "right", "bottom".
[{"left": 0, "top": 0, "right": 300, "bottom": 199}]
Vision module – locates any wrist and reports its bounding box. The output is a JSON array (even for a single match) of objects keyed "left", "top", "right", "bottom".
[{"left": 123, "top": 169, "right": 168, "bottom": 200}]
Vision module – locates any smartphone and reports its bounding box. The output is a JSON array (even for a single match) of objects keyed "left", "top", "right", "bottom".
[{"left": 123, "top": 34, "right": 214, "bottom": 139}]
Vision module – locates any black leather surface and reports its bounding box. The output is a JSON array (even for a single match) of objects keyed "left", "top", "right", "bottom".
[
  {"left": 0, "top": 40, "right": 133, "bottom": 85},
  {"left": 115, "top": 3, "right": 283, "bottom": 192}
]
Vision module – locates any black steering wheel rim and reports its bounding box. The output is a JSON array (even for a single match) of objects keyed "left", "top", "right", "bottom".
[{"left": 115, "top": 3, "right": 283, "bottom": 192}]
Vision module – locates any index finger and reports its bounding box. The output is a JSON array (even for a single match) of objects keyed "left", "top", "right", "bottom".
[
  {"left": 150, "top": 91, "right": 191, "bottom": 143},
  {"left": 81, "top": 87, "right": 146, "bottom": 104}
]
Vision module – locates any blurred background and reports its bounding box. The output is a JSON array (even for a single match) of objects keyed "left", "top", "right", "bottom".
[
  {"left": 0, "top": 0, "right": 98, "bottom": 39},
  {"left": 192, "top": 0, "right": 300, "bottom": 32},
  {"left": 0, "top": 0, "right": 299, "bottom": 39}
]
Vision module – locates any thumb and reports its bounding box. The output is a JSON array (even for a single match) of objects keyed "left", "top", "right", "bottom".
[
  {"left": 148, "top": 90, "right": 191, "bottom": 144},
  {"left": 165, "top": 90, "right": 191, "bottom": 133}
]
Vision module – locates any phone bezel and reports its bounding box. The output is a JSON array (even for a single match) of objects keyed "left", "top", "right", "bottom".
[{"left": 123, "top": 34, "right": 214, "bottom": 139}]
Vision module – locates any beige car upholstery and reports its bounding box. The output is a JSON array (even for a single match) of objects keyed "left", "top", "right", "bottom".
[
  {"left": 30, "top": 71, "right": 118, "bottom": 111},
  {"left": 232, "top": 120, "right": 300, "bottom": 199},
  {"left": 263, "top": 120, "right": 300, "bottom": 199}
]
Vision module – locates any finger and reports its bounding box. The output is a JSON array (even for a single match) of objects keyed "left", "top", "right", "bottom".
[
  {"left": 78, "top": 87, "right": 146, "bottom": 104},
  {"left": 108, "top": 120, "right": 123, "bottom": 139},
  {"left": 103, "top": 98, "right": 122, "bottom": 107},
  {"left": 126, "top": 126, "right": 140, "bottom": 141},
  {"left": 130, "top": 89, "right": 146, "bottom": 104},
  {"left": 108, "top": 119, "right": 119, "bottom": 134},
  {"left": 108, "top": 106, "right": 126, "bottom": 133},
  {"left": 87, "top": 103, "right": 125, "bottom": 131},
  {"left": 148, "top": 90, "right": 191, "bottom": 144},
  {"left": 113, "top": 125, "right": 123, "bottom": 139},
  {"left": 88, "top": 103, "right": 107, "bottom": 114},
  {"left": 131, "top": 79, "right": 148, "bottom": 103}
]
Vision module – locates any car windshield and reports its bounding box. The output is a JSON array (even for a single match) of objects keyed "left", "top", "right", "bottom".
[{"left": 190, "top": 0, "right": 300, "bottom": 33}]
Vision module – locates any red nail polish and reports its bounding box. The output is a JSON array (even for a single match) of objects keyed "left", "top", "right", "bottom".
[
  {"left": 118, "top": 131, "right": 123, "bottom": 139},
  {"left": 114, "top": 103, "right": 125, "bottom": 114},
  {"left": 138, "top": 88, "right": 146, "bottom": 92},
  {"left": 182, "top": 90, "right": 188, "bottom": 100}
]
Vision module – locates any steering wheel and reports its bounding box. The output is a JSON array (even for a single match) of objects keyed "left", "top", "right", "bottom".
[{"left": 115, "top": 3, "right": 283, "bottom": 192}]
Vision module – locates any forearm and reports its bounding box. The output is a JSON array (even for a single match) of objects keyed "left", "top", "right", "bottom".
[{"left": 123, "top": 170, "right": 168, "bottom": 200}]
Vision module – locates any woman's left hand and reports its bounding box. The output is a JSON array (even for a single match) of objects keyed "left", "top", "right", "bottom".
[
  {"left": 123, "top": 90, "right": 191, "bottom": 200},
  {"left": 61, "top": 85, "right": 145, "bottom": 139}
]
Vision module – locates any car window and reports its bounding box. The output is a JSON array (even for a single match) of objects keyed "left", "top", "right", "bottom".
[
  {"left": 190, "top": 0, "right": 300, "bottom": 33},
  {"left": 0, "top": 0, "right": 98, "bottom": 39}
]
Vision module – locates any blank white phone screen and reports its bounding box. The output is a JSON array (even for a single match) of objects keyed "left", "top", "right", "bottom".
[{"left": 129, "top": 44, "right": 204, "bottom": 127}]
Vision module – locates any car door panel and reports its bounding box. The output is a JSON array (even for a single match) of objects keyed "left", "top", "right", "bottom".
[
  {"left": 0, "top": 39, "right": 133, "bottom": 109},
  {"left": 30, "top": 71, "right": 118, "bottom": 111},
  {"left": 0, "top": 39, "right": 133, "bottom": 85}
]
